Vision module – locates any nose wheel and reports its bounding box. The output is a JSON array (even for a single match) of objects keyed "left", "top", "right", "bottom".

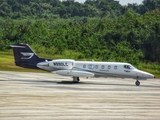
[{"left": 135, "top": 80, "right": 140, "bottom": 86}]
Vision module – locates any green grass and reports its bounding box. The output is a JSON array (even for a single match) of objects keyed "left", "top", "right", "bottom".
[{"left": 0, "top": 50, "right": 160, "bottom": 78}]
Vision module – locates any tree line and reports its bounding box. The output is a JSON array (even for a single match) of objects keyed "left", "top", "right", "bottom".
[
  {"left": 1, "top": 9, "right": 160, "bottom": 64},
  {"left": 0, "top": 0, "right": 160, "bottom": 19},
  {"left": 0, "top": 0, "right": 160, "bottom": 66}
]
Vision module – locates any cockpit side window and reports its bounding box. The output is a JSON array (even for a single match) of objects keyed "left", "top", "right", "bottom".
[{"left": 124, "top": 65, "right": 131, "bottom": 69}]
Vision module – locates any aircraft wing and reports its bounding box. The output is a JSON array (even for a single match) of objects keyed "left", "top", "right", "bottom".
[{"left": 52, "top": 70, "right": 94, "bottom": 77}]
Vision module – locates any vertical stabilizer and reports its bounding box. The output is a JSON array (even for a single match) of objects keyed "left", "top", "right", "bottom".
[{"left": 10, "top": 44, "right": 51, "bottom": 69}]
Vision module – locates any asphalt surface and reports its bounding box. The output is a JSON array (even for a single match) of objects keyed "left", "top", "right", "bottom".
[{"left": 0, "top": 71, "right": 160, "bottom": 120}]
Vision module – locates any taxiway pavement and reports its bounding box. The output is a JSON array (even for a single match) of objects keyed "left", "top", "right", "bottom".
[{"left": 0, "top": 71, "right": 160, "bottom": 120}]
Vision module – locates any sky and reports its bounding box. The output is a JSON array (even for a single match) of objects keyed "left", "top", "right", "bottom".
[{"left": 75, "top": 0, "right": 143, "bottom": 5}]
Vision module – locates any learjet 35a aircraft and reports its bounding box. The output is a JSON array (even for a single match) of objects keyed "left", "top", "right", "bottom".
[{"left": 10, "top": 44, "right": 155, "bottom": 86}]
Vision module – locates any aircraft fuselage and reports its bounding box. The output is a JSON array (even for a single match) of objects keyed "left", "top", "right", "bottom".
[{"left": 37, "top": 59, "right": 154, "bottom": 79}]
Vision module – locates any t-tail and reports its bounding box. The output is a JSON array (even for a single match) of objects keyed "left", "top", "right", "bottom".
[{"left": 10, "top": 44, "right": 51, "bottom": 69}]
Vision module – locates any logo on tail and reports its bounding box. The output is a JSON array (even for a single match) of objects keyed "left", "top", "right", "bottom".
[{"left": 20, "top": 52, "right": 34, "bottom": 59}]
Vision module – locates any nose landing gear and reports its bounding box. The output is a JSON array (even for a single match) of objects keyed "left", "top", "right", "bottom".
[{"left": 135, "top": 80, "right": 140, "bottom": 86}]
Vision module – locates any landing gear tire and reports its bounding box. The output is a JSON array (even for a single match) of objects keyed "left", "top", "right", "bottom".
[
  {"left": 73, "top": 77, "right": 80, "bottom": 83},
  {"left": 135, "top": 80, "right": 140, "bottom": 86}
]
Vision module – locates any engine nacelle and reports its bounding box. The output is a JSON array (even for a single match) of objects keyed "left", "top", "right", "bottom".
[{"left": 49, "top": 59, "right": 75, "bottom": 70}]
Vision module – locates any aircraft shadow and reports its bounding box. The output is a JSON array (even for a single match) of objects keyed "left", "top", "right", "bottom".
[
  {"left": 2, "top": 79, "right": 160, "bottom": 89},
  {"left": 41, "top": 80, "right": 160, "bottom": 88}
]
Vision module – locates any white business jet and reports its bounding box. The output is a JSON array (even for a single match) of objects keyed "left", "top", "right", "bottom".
[{"left": 10, "top": 44, "right": 155, "bottom": 86}]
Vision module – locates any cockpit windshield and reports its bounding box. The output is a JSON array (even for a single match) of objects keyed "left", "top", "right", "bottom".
[{"left": 124, "top": 64, "right": 135, "bottom": 70}]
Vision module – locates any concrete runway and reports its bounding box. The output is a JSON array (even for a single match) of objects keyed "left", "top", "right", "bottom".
[{"left": 0, "top": 71, "right": 160, "bottom": 120}]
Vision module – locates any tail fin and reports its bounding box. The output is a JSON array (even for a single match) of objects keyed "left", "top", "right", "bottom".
[{"left": 10, "top": 44, "right": 51, "bottom": 69}]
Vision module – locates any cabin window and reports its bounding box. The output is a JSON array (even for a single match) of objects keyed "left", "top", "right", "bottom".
[
  {"left": 114, "top": 66, "right": 117, "bottom": 70},
  {"left": 88, "top": 64, "right": 94, "bottom": 69},
  {"left": 95, "top": 65, "right": 98, "bottom": 69},
  {"left": 83, "top": 64, "right": 86, "bottom": 68},
  {"left": 101, "top": 65, "right": 105, "bottom": 69},
  {"left": 108, "top": 65, "right": 111, "bottom": 69},
  {"left": 124, "top": 65, "right": 131, "bottom": 69}
]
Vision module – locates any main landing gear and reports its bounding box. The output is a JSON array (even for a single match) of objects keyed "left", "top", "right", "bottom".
[
  {"left": 135, "top": 80, "right": 140, "bottom": 86},
  {"left": 73, "top": 77, "right": 80, "bottom": 83}
]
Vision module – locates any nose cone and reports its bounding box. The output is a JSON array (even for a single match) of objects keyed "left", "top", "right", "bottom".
[
  {"left": 147, "top": 73, "right": 155, "bottom": 78},
  {"left": 136, "top": 70, "right": 155, "bottom": 79}
]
